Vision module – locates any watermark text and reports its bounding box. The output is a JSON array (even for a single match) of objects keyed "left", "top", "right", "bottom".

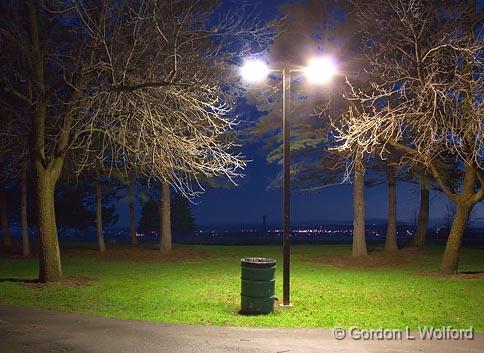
[{"left": 332, "top": 326, "right": 474, "bottom": 341}]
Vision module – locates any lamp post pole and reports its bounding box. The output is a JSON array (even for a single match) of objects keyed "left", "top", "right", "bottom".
[
  {"left": 241, "top": 58, "right": 337, "bottom": 308},
  {"left": 282, "top": 69, "right": 292, "bottom": 307}
]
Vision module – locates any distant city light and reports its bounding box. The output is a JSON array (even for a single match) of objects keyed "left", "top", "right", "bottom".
[
  {"left": 240, "top": 59, "right": 270, "bottom": 82},
  {"left": 304, "top": 57, "right": 337, "bottom": 84}
]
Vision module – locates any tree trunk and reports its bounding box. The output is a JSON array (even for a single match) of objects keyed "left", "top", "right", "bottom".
[
  {"left": 352, "top": 159, "right": 367, "bottom": 256},
  {"left": 439, "top": 203, "right": 471, "bottom": 275},
  {"left": 0, "top": 180, "right": 12, "bottom": 249},
  {"left": 160, "top": 181, "right": 172, "bottom": 252},
  {"left": 96, "top": 173, "right": 106, "bottom": 252},
  {"left": 128, "top": 180, "right": 138, "bottom": 246},
  {"left": 27, "top": 1, "right": 64, "bottom": 282},
  {"left": 385, "top": 166, "right": 398, "bottom": 251},
  {"left": 437, "top": 164, "right": 483, "bottom": 274},
  {"left": 34, "top": 168, "right": 62, "bottom": 282},
  {"left": 21, "top": 169, "right": 30, "bottom": 256},
  {"left": 410, "top": 177, "right": 430, "bottom": 248}
]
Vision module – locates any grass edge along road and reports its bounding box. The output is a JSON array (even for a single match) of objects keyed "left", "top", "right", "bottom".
[{"left": 0, "top": 244, "right": 483, "bottom": 331}]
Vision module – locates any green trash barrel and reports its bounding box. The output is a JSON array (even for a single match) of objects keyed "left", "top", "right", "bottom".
[{"left": 240, "top": 257, "right": 276, "bottom": 315}]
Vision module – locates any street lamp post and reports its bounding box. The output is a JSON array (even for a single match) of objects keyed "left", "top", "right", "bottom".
[
  {"left": 241, "top": 57, "right": 337, "bottom": 307},
  {"left": 282, "top": 69, "right": 291, "bottom": 306}
]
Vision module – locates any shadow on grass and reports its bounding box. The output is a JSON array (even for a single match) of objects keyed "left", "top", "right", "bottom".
[
  {"left": 459, "top": 271, "right": 484, "bottom": 274},
  {"left": 0, "top": 278, "right": 39, "bottom": 284},
  {"left": 1, "top": 276, "right": 95, "bottom": 289}
]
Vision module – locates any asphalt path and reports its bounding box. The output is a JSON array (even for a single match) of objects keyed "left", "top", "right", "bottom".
[{"left": 0, "top": 306, "right": 482, "bottom": 353}]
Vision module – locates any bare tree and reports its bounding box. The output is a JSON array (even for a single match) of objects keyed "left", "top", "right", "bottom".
[
  {"left": 384, "top": 165, "right": 398, "bottom": 251},
  {"left": 333, "top": 0, "right": 483, "bottom": 274},
  {"left": 94, "top": 166, "right": 106, "bottom": 253},
  {"left": 0, "top": 0, "right": 269, "bottom": 279},
  {"left": 72, "top": 0, "right": 270, "bottom": 195},
  {"left": 352, "top": 158, "right": 368, "bottom": 256},
  {"left": 409, "top": 176, "right": 431, "bottom": 248},
  {"left": 0, "top": 115, "right": 14, "bottom": 249},
  {"left": 0, "top": 0, "right": 97, "bottom": 281},
  {"left": 0, "top": 171, "right": 12, "bottom": 249},
  {"left": 20, "top": 167, "right": 30, "bottom": 256},
  {"left": 127, "top": 176, "right": 139, "bottom": 247},
  {"left": 159, "top": 182, "right": 172, "bottom": 253},
  {"left": 0, "top": 112, "right": 31, "bottom": 255},
  {"left": 71, "top": 0, "right": 270, "bottom": 253}
]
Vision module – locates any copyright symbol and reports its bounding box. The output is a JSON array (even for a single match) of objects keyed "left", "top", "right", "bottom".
[{"left": 333, "top": 327, "right": 346, "bottom": 340}]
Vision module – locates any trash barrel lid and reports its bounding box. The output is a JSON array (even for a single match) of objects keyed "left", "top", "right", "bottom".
[{"left": 241, "top": 257, "right": 276, "bottom": 267}]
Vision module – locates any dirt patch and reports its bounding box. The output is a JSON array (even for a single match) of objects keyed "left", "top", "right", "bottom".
[
  {"left": 0, "top": 246, "right": 35, "bottom": 259},
  {"left": 398, "top": 246, "right": 433, "bottom": 257},
  {"left": 63, "top": 245, "right": 212, "bottom": 263},
  {"left": 17, "top": 280, "right": 44, "bottom": 290},
  {"left": 416, "top": 271, "right": 484, "bottom": 280},
  {"left": 17, "top": 275, "right": 96, "bottom": 289},
  {"left": 60, "top": 275, "right": 96, "bottom": 288},
  {"left": 302, "top": 249, "right": 413, "bottom": 269},
  {"left": 327, "top": 253, "right": 412, "bottom": 268},
  {"left": 299, "top": 246, "right": 441, "bottom": 269}
]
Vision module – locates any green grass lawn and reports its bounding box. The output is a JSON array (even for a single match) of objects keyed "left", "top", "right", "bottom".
[{"left": 0, "top": 244, "right": 483, "bottom": 330}]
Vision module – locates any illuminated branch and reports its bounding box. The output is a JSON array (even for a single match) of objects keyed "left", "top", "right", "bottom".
[
  {"left": 109, "top": 81, "right": 193, "bottom": 92},
  {"left": 332, "top": 0, "right": 483, "bottom": 205},
  {"left": 69, "top": 0, "right": 270, "bottom": 197}
]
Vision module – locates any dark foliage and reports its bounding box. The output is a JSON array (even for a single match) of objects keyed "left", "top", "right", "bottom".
[
  {"left": 139, "top": 195, "right": 196, "bottom": 235},
  {"left": 55, "top": 178, "right": 119, "bottom": 232}
]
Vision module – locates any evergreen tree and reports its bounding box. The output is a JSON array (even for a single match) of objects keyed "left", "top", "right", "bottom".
[
  {"left": 55, "top": 178, "right": 119, "bottom": 233},
  {"left": 138, "top": 200, "right": 157, "bottom": 234},
  {"left": 171, "top": 195, "right": 196, "bottom": 235},
  {"left": 139, "top": 195, "right": 195, "bottom": 235}
]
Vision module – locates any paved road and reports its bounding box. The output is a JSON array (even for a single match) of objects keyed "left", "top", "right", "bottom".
[{"left": 0, "top": 306, "right": 482, "bottom": 353}]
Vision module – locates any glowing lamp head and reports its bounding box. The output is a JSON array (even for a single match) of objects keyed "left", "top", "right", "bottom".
[
  {"left": 240, "top": 59, "right": 269, "bottom": 83},
  {"left": 304, "top": 57, "right": 337, "bottom": 85}
]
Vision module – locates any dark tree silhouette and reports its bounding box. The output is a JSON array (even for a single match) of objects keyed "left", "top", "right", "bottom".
[
  {"left": 139, "top": 195, "right": 195, "bottom": 236},
  {"left": 55, "top": 179, "right": 119, "bottom": 234}
]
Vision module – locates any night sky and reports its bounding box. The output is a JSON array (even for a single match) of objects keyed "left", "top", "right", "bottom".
[
  {"left": 115, "top": 0, "right": 483, "bottom": 229},
  {"left": 116, "top": 132, "right": 473, "bottom": 228},
  {"left": 115, "top": 105, "right": 484, "bottom": 229}
]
